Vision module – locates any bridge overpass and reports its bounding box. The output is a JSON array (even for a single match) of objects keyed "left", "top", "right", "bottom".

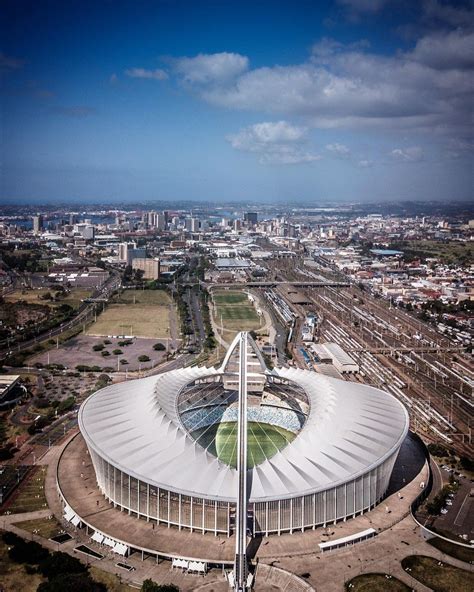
[
  {"left": 347, "top": 346, "right": 465, "bottom": 354},
  {"left": 206, "top": 281, "right": 350, "bottom": 289}
]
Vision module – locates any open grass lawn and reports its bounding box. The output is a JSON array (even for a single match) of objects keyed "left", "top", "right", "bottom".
[
  {"left": 87, "top": 289, "right": 172, "bottom": 338},
  {"left": 214, "top": 421, "right": 295, "bottom": 468},
  {"left": 428, "top": 536, "right": 474, "bottom": 563},
  {"left": 5, "top": 288, "right": 92, "bottom": 310},
  {"left": 0, "top": 538, "right": 45, "bottom": 592},
  {"left": 113, "top": 290, "right": 170, "bottom": 306},
  {"left": 15, "top": 517, "right": 62, "bottom": 539},
  {"left": 345, "top": 573, "right": 412, "bottom": 592},
  {"left": 400, "top": 240, "right": 473, "bottom": 264},
  {"left": 401, "top": 555, "right": 474, "bottom": 592},
  {"left": 1, "top": 466, "right": 48, "bottom": 515}
]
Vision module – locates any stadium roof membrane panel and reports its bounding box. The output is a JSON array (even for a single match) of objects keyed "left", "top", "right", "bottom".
[{"left": 79, "top": 335, "right": 409, "bottom": 503}]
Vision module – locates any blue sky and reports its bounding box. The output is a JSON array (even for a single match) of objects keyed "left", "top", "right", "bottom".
[{"left": 1, "top": 0, "right": 473, "bottom": 203}]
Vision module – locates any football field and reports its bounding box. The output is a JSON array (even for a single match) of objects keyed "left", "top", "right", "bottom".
[
  {"left": 87, "top": 289, "right": 172, "bottom": 338},
  {"left": 215, "top": 421, "right": 295, "bottom": 468},
  {"left": 212, "top": 290, "right": 263, "bottom": 341}
]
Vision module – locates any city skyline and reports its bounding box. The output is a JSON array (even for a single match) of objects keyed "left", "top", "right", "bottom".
[{"left": 1, "top": 0, "right": 473, "bottom": 204}]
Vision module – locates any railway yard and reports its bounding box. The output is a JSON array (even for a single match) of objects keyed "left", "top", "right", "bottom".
[{"left": 248, "top": 257, "right": 473, "bottom": 458}]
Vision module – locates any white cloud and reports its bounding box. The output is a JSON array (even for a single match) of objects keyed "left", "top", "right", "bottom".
[
  {"left": 109, "top": 73, "right": 118, "bottom": 84},
  {"left": 312, "top": 37, "right": 370, "bottom": 61},
  {"left": 390, "top": 146, "right": 424, "bottom": 162},
  {"left": 227, "top": 121, "right": 320, "bottom": 165},
  {"left": 411, "top": 30, "right": 474, "bottom": 70},
  {"left": 171, "top": 24, "right": 473, "bottom": 144},
  {"left": 358, "top": 159, "right": 374, "bottom": 167},
  {"left": 125, "top": 67, "right": 168, "bottom": 80},
  {"left": 326, "top": 142, "right": 351, "bottom": 158},
  {"left": 173, "top": 52, "right": 248, "bottom": 85}
]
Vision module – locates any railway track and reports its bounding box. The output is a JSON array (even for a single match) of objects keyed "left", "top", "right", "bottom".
[{"left": 293, "top": 285, "right": 472, "bottom": 456}]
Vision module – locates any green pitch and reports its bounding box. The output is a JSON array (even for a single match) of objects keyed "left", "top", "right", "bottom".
[{"left": 213, "top": 421, "right": 295, "bottom": 468}]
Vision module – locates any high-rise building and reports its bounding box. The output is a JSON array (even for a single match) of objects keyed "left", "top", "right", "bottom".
[
  {"left": 147, "top": 211, "right": 157, "bottom": 227},
  {"left": 156, "top": 213, "right": 166, "bottom": 231},
  {"left": 234, "top": 219, "right": 242, "bottom": 232},
  {"left": 118, "top": 242, "right": 135, "bottom": 263},
  {"left": 74, "top": 223, "right": 95, "bottom": 240},
  {"left": 33, "top": 215, "right": 43, "bottom": 234},
  {"left": 244, "top": 212, "right": 258, "bottom": 225},
  {"left": 118, "top": 241, "right": 146, "bottom": 265}
]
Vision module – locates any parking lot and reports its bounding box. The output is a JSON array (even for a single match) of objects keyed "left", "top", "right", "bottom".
[{"left": 431, "top": 465, "right": 474, "bottom": 542}]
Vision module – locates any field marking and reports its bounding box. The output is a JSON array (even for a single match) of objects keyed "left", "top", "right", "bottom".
[
  {"left": 454, "top": 493, "right": 471, "bottom": 527},
  {"left": 215, "top": 421, "right": 295, "bottom": 468}
]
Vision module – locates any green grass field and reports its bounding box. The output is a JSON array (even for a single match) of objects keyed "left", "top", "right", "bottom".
[
  {"left": 401, "top": 555, "right": 474, "bottom": 592},
  {"left": 212, "top": 290, "right": 263, "bottom": 341},
  {"left": 345, "top": 573, "right": 412, "bottom": 592},
  {"left": 15, "top": 516, "right": 63, "bottom": 539},
  {"left": 213, "top": 292, "right": 249, "bottom": 305},
  {"left": 192, "top": 421, "right": 295, "bottom": 468},
  {"left": 1, "top": 467, "right": 48, "bottom": 515}
]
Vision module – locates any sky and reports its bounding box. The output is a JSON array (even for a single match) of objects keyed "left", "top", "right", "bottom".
[{"left": 1, "top": 0, "right": 473, "bottom": 204}]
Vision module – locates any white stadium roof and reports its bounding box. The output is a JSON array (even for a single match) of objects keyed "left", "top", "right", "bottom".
[{"left": 79, "top": 343, "right": 409, "bottom": 503}]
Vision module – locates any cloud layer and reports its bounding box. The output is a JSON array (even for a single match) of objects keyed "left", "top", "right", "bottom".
[
  {"left": 171, "top": 25, "right": 473, "bottom": 140},
  {"left": 125, "top": 67, "right": 168, "bottom": 80},
  {"left": 227, "top": 121, "right": 321, "bottom": 164},
  {"left": 173, "top": 52, "right": 248, "bottom": 85}
]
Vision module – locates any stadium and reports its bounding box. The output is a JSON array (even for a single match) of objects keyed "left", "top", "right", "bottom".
[{"left": 77, "top": 332, "right": 409, "bottom": 537}]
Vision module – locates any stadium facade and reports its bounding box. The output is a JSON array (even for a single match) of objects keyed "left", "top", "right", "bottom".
[{"left": 78, "top": 333, "right": 409, "bottom": 536}]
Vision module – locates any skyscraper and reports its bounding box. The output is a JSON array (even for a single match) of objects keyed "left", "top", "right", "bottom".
[{"left": 33, "top": 215, "right": 43, "bottom": 234}]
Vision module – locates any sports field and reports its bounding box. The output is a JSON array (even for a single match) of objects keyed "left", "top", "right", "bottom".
[
  {"left": 87, "top": 289, "right": 172, "bottom": 338},
  {"left": 212, "top": 290, "right": 263, "bottom": 341},
  {"left": 192, "top": 421, "right": 295, "bottom": 469}
]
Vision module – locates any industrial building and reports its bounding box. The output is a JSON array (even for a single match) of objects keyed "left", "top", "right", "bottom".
[{"left": 311, "top": 342, "right": 360, "bottom": 374}]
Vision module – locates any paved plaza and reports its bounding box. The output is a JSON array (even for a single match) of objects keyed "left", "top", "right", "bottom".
[{"left": 1, "top": 430, "right": 472, "bottom": 591}]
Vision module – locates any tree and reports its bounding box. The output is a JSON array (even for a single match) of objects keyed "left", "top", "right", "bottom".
[
  {"left": 141, "top": 580, "right": 180, "bottom": 592},
  {"left": 8, "top": 539, "right": 49, "bottom": 564},
  {"left": 153, "top": 343, "right": 166, "bottom": 351},
  {"left": 138, "top": 355, "right": 150, "bottom": 362},
  {"left": 38, "top": 551, "right": 87, "bottom": 579},
  {"left": 37, "top": 573, "right": 106, "bottom": 592}
]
